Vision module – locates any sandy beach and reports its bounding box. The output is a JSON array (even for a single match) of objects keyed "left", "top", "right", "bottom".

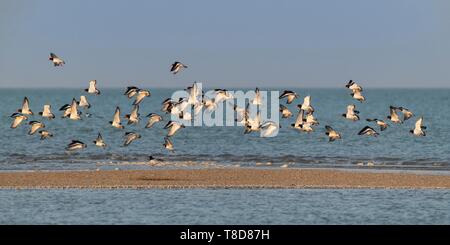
[{"left": 0, "top": 168, "right": 449, "bottom": 189}]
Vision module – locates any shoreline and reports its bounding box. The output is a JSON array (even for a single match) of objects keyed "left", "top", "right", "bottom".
[{"left": 1, "top": 168, "right": 450, "bottom": 189}]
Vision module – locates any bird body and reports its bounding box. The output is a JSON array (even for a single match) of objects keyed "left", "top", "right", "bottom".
[
  {"left": 49, "top": 53, "right": 65, "bottom": 66},
  {"left": 85, "top": 80, "right": 100, "bottom": 95},
  {"left": 170, "top": 61, "right": 188, "bottom": 74}
]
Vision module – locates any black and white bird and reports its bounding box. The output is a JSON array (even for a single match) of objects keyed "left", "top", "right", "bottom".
[
  {"left": 298, "top": 96, "right": 314, "bottom": 113},
  {"left": 203, "top": 96, "right": 217, "bottom": 111},
  {"left": 251, "top": 87, "right": 262, "bottom": 105},
  {"left": 163, "top": 137, "right": 174, "bottom": 151},
  {"left": 279, "top": 90, "right": 298, "bottom": 104},
  {"left": 59, "top": 103, "right": 72, "bottom": 118},
  {"left": 125, "top": 105, "right": 140, "bottom": 125},
  {"left": 145, "top": 113, "right": 163, "bottom": 128},
  {"left": 358, "top": 126, "right": 379, "bottom": 137},
  {"left": 214, "top": 89, "right": 234, "bottom": 104},
  {"left": 39, "top": 105, "right": 55, "bottom": 119},
  {"left": 351, "top": 90, "right": 365, "bottom": 102},
  {"left": 28, "top": 121, "right": 45, "bottom": 135},
  {"left": 395, "top": 106, "right": 414, "bottom": 121},
  {"left": 186, "top": 82, "right": 202, "bottom": 106},
  {"left": 110, "top": 107, "right": 124, "bottom": 129},
  {"left": 325, "top": 125, "right": 342, "bottom": 142},
  {"left": 387, "top": 106, "right": 402, "bottom": 124},
  {"left": 170, "top": 61, "right": 188, "bottom": 74},
  {"left": 123, "top": 132, "right": 141, "bottom": 147},
  {"left": 17, "top": 97, "right": 33, "bottom": 115},
  {"left": 345, "top": 80, "right": 363, "bottom": 92},
  {"left": 69, "top": 98, "right": 81, "bottom": 120},
  {"left": 164, "top": 121, "right": 185, "bottom": 137},
  {"left": 49, "top": 53, "right": 65, "bottom": 67},
  {"left": 342, "top": 104, "right": 360, "bottom": 121},
  {"left": 133, "top": 89, "right": 151, "bottom": 105},
  {"left": 410, "top": 117, "right": 426, "bottom": 136},
  {"left": 279, "top": 104, "right": 293, "bottom": 118},
  {"left": 65, "top": 140, "right": 87, "bottom": 151},
  {"left": 291, "top": 109, "right": 305, "bottom": 130},
  {"left": 291, "top": 109, "right": 313, "bottom": 132},
  {"left": 161, "top": 98, "right": 175, "bottom": 114},
  {"left": 124, "top": 86, "right": 140, "bottom": 99},
  {"left": 306, "top": 111, "right": 319, "bottom": 125},
  {"left": 78, "top": 96, "right": 91, "bottom": 109},
  {"left": 10, "top": 113, "right": 28, "bottom": 128},
  {"left": 93, "top": 133, "right": 107, "bottom": 147},
  {"left": 366, "top": 118, "right": 389, "bottom": 131},
  {"left": 85, "top": 80, "right": 100, "bottom": 95},
  {"left": 244, "top": 110, "right": 261, "bottom": 134},
  {"left": 38, "top": 130, "right": 53, "bottom": 140}
]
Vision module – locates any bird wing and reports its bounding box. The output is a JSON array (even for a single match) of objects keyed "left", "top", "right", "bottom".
[
  {"left": 113, "top": 107, "right": 121, "bottom": 124},
  {"left": 294, "top": 109, "right": 304, "bottom": 126},
  {"left": 69, "top": 99, "right": 78, "bottom": 117},
  {"left": 415, "top": 117, "right": 423, "bottom": 131},
  {"left": 22, "top": 97, "right": 30, "bottom": 112}
]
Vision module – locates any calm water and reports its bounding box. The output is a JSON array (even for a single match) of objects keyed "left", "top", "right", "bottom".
[
  {"left": 0, "top": 189, "right": 449, "bottom": 224},
  {"left": 0, "top": 88, "right": 449, "bottom": 171}
]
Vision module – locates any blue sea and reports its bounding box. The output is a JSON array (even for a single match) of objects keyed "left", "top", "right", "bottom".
[
  {"left": 1, "top": 88, "right": 449, "bottom": 171},
  {"left": 0, "top": 88, "right": 449, "bottom": 224}
]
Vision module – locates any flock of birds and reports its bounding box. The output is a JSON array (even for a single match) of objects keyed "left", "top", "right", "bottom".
[{"left": 9, "top": 53, "right": 427, "bottom": 154}]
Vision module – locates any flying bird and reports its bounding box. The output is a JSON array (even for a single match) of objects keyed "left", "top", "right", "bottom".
[
  {"left": 10, "top": 113, "right": 28, "bottom": 128},
  {"left": 110, "top": 106, "right": 124, "bottom": 129},
  {"left": 69, "top": 98, "right": 81, "bottom": 120},
  {"left": 244, "top": 110, "right": 261, "bottom": 134},
  {"left": 342, "top": 104, "right": 360, "bottom": 121},
  {"left": 145, "top": 113, "right": 163, "bottom": 128},
  {"left": 279, "top": 90, "right": 298, "bottom": 104},
  {"left": 133, "top": 89, "right": 151, "bottom": 105},
  {"left": 395, "top": 106, "right": 414, "bottom": 121},
  {"left": 170, "top": 61, "right": 188, "bottom": 74},
  {"left": 124, "top": 86, "right": 140, "bottom": 99},
  {"left": 214, "top": 89, "right": 234, "bottom": 104},
  {"left": 38, "top": 130, "right": 53, "bottom": 140},
  {"left": 164, "top": 121, "right": 185, "bottom": 137},
  {"left": 125, "top": 105, "right": 140, "bottom": 125},
  {"left": 123, "top": 132, "right": 141, "bottom": 147},
  {"left": 163, "top": 137, "right": 174, "bottom": 151},
  {"left": 279, "top": 104, "right": 292, "bottom": 118},
  {"left": 17, "top": 97, "right": 33, "bottom": 115},
  {"left": 251, "top": 87, "right": 262, "bottom": 105},
  {"left": 305, "top": 111, "right": 319, "bottom": 125},
  {"left": 28, "top": 121, "right": 45, "bottom": 135},
  {"left": 298, "top": 96, "right": 314, "bottom": 113},
  {"left": 39, "top": 105, "right": 55, "bottom": 119},
  {"left": 345, "top": 80, "right": 363, "bottom": 92},
  {"left": 358, "top": 126, "right": 379, "bottom": 137},
  {"left": 325, "top": 125, "right": 342, "bottom": 142},
  {"left": 66, "top": 140, "right": 87, "bottom": 151},
  {"left": 387, "top": 106, "right": 402, "bottom": 124},
  {"left": 59, "top": 103, "right": 72, "bottom": 118},
  {"left": 366, "top": 118, "right": 389, "bottom": 131},
  {"left": 85, "top": 80, "right": 100, "bottom": 95},
  {"left": 49, "top": 53, "right": 65, "bottom": 67},
  {"left": 93, "top": 133, "right": 107, "bottom": 147},
  {"left": 78, "top": 96, "right": 91, "bottom": 109},
  {"left": 351, "top": 90, "right": 365, "bottom": 102},
  {"left": 410, "top": 117, "right": 426, "bottom": 136}
]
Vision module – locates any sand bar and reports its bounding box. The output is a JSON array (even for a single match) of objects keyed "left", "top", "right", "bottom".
[{"left": 0, "top": 168, "right": 450, "bottom": 189}]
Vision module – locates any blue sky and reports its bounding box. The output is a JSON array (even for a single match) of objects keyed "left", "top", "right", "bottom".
[{"left": 0, "top": 0, "right": 449, "bottom": 88}]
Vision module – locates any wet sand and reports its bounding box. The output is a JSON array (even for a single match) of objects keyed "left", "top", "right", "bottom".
[{"left": 1, "top": 168, "right": 450, "bottom": 189}]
